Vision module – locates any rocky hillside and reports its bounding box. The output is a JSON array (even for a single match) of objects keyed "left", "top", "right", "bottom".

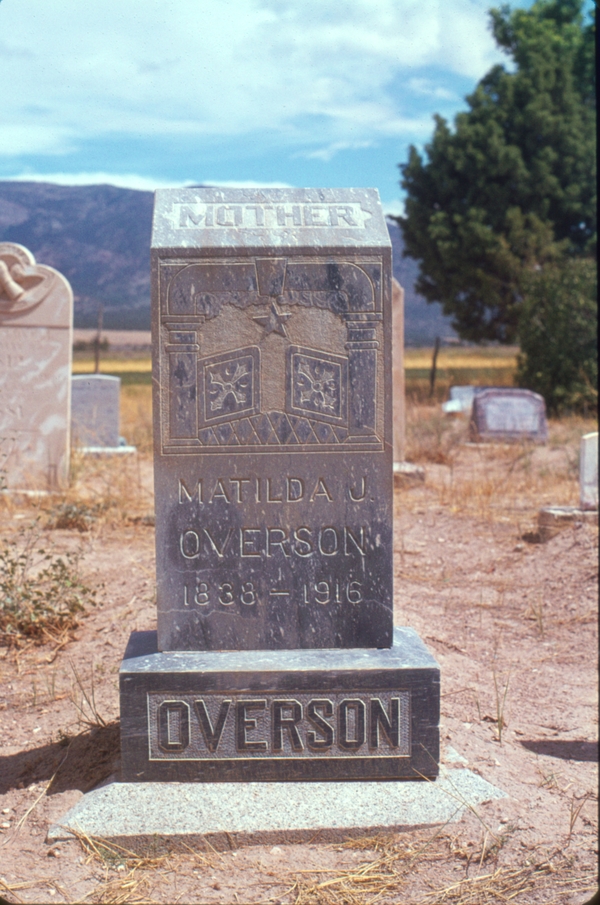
[{"left": 0, "top": 181, "right": 455, "bottom": 343}]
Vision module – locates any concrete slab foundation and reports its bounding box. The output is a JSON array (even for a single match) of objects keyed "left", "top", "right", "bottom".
[{"left": 47, "top": 766, "right": 505, "bottom": 850}]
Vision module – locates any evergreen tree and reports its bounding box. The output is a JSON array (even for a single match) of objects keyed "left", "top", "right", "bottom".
[
  {"left": 398, "top": 0, "right": 596, "bottom": 343},
  {"left": 516, "top": 259, "right": 597, "bottom": 414}
]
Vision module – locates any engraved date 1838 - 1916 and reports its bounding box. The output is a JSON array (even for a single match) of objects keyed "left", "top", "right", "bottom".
[{"left": 183, "top": 577, "right": 364, "bottom": 608}]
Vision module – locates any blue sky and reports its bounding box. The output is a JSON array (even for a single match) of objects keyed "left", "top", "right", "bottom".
[{"left": 0, "top": 0, "right": 532, "bottom": 215}]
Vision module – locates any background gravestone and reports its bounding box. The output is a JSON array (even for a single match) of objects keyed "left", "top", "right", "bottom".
[
  {"left": 0, "top": 242, "right": 73, "bottom": 490},
  {"left": 71, "top": 374, "right": 121, "bottom": 448},
  {"left": 442, "top": 385, "right": 476, "bottom": 415},
  {"left": 392, "top": 278, "right": 405, "bottom": 464},
  {"left": 469, "top": 388, "right": 547, "bottom": 443},
  {"left": 119, "top": 188, "right": 440, "bottom": 783},
  {"left": 580, "top": 432, "right": 598, "bottom": 511}
]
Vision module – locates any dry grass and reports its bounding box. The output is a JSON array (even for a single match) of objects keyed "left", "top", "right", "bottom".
[
  {"left": 404, "top": 346, "right": 519, "bottom": 371},
  {"left": 278, "top": 834, "right": 595, "bottom": 905},
  {"left": 72, "top": 359, "right": 152, "bottom": 374},
  {"left": 120, "top": 385, "right": 153, "bottom": 454},
  {"left": 404, "top": 400, "right": 598, "bottom": 533},
  {"left": 71, "top": 829, "right": 218, "bottom": 905},
  {"left": 405, "top": 405, "right": 468, "bottom": 464},
  {"left": 57, "top": 435, "right": 153, "bottom": 526},
  {"left": 404, "top": 346, "right": 519, "bottom": 405}
]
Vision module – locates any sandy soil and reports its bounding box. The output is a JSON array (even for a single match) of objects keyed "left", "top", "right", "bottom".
[{"left": 0, "top": 418, "right": 597, "bottom": 905}]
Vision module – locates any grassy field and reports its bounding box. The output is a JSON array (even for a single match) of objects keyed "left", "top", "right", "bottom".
[
  {"left": 72, "top": 357, "right": 152, "bottom": 385},
  {"left": 73, "top": 345, "right": 520, "bottom": 397},
  {"left": 72, "top": 345, "right": 520, "bottom": 436},
  {"left": 404, "top": 345, "right": 519, "bottom": 402}
]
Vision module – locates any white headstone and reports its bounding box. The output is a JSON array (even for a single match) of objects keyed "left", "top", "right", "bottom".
[
  {"left": 580, "top": 432, "right": 598, "bottom": 510},
  {"left": 71, "top": 374, "right": 121, "bottom": 448},
  {"left": 442, "top": 385, "right": 476, "bottom": 414},
  {"left": 0, "top": 243, "right": 73, "bottom": 490}
]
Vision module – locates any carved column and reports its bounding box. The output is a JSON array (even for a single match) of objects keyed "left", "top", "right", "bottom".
[
  {"left": 344, "top": 313, "right": 381, "bottom": 441},
  {"left": 164, "top": 320, "right": 201, "bottom": 440}
]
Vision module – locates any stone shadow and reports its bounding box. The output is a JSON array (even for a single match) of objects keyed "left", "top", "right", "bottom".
[
  {"left": 519, "top": 739, "right": 598, "bottom": 762},
  {"left": 0, "top": 721, "right": 120, "bottom": 795}
]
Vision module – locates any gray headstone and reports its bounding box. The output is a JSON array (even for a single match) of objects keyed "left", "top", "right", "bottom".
[
  {"left": 580, "top": 432, "right": 598, "bottom": 510},
  {"left": 470, "top": 388, "right": 547, "bottom": 443},
  {"left": 114, "top": 188, "right": 440, "bottom": 786},
  {"left": 71, "top": 374, "right": 121, "bottom": 448},
  {"left": 0, "top": 242, "right": 73, "bottom": 491},
  {"left": 151, "top": 188, "right": 393, "bottom": 652}
]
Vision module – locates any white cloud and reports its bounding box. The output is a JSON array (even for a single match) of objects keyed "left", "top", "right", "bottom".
[
  {"left": 200, "top": 179, "right": 294, "bottom": 188},
  {"left": 0, "top": 0, "right": 504, "bottom": 159},
  {"left": 298, "top": 141, "right": 374, "bottom": 162},
  {"left": 407, "top": 79, "right": 460, "bottom": 102}
]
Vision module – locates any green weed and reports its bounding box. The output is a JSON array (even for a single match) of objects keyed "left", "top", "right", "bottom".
[{"left": 0, "top": 521, "right": 95, "bottom": 646}]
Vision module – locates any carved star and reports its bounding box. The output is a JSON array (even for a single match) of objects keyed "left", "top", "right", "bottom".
[{"left": 252, "top": 301, "right": 292, "bottom": 337}]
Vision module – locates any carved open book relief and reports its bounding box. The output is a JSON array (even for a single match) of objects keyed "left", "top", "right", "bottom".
[{"left": 158, "top": 256, "right": 384, "bottom": 454}]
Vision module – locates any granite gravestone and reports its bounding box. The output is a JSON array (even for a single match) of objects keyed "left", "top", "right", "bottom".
[
  {"left": 71, "top": 374, "right": 121, "bottom": 448},
  {"left": 470, "top": 388, "right": 547, "bottom": 443},
  {"left": 580, "top": 432, "right": 598, "bottom": 511},
  {"left": 0, "top": 243, "right": 73, "bottom": 490},
  {"left": 120, "top": 188, "right": 440, "bottom": 782},
  {"left": 152, "top": 189, "right": 393, "bottom": 653}
]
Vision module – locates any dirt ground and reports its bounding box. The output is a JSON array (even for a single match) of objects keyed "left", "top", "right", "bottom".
[{"left": 0, "top": 406, "right": 597, "bottom": 904}]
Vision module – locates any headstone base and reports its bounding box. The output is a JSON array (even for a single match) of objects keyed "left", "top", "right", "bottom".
[
  {"left": 120, "top": 627, "right": 439, "bottom": 782},
  {"left": 76, "top": 445, "right": 137, "bottom": 456},
  {"left": 47, "top": 767, "right": 505, "bottom": 850},
  {"left": 393, "top": 462, "right": 425, "bottom": 485},
  {"left": 537, "top": 505, "right": 598, "bottom": 542}
]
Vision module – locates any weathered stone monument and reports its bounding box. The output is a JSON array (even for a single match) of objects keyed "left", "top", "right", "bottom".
[
  {"left": 119, "top": 188, "right": 439, "bottom": 784},
  {"left": 0, "top": 243, "right": 73, "bottom": 491},
  {"left": 470, "top": 387, "right": 547, "bottom": 443},
  {"left": 71, "top": 374, "right": 121, "bottom": 448}
]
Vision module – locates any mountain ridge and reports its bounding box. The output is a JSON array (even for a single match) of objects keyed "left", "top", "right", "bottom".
[{"left": 0, "top": 181, "right": 455, "bottom": 343}]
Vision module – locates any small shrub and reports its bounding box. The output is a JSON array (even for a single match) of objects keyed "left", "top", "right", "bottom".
[
  {"left": 46, "top": 501, "right": 108, "bottom": 532},
  {"left": 0, "top": 524, "right": 95, "bottom": 645},
  {"left": 406, "top": 405, "right": 467, "bottom": 464}
]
